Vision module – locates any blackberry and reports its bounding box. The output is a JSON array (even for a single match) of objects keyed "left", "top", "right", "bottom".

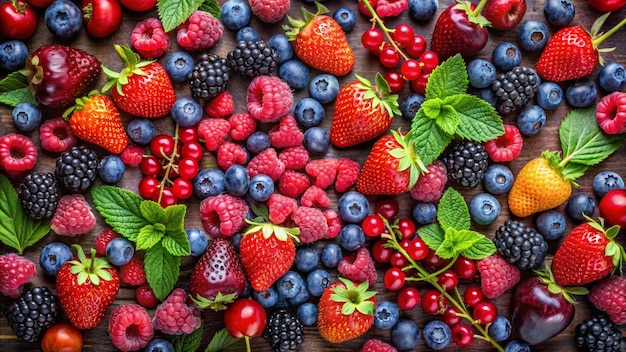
[
  {"left": 55, "top": 145, "right": 99, "bottom": 193},
  {"left": 491, "top": 66, "right": 540, "bottom": 114},
  {"left": 227, "top": 40, "right": 279, "bottom": 79},
  {"left": 263, "top": 309, "right": 305, "bottom": 352},
  {"left": 575, "top": 314, "right": 622, "bottom": 352},
  {"left": 494, "top": 220, "right": 548, "bottom": 270},
  {"left": 189, "top": 53, "right": 230, "bottom": 99},
  {"left": 442, "top": 141, "right": 489, "bottom": 188},
  {"left": 4, "top": 286, "right": 59, "bottom": 342},
  {"left": 18, "top": 172, "right": 59, "bottom": 220}
]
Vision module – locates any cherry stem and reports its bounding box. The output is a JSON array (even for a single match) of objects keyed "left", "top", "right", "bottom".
[
  {"left": 244, "top": 336, "right": 251, "bottom": 352},
  {"left": 593, "top": 16, "right": 626, "bottom": 47},
  {"left": 156, "top": 122, "right": 181, "bottom": 204},
  {"left": 361, "top": 0, "right": 411, "bottom": 61}
]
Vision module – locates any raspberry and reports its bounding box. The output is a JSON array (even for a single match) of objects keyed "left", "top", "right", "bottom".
[
  {"left": 589, "top": 276, "right": 626, "bottom": 325},
  {"left": 0, "top": 253, "right": 36, "bottom": 298},
  {"left": 484, "top": 124, "right": 523, "bottom": 162},
  {"left": 301, "top": 185, "right": 331, "bottom": 208},
  {"left": 130, "top": 18, "right": 171, "bottom": 59},
  {"left": 50, "top": 194, "right": 97, "bottom": 237},
  {"left": 376, "top": 0, "right": 409, "bottom": 18},
  {"left": 279, "top": 145, "right": 310, "bottom": 170},
  {"left": 305, "top": 158, "right": 339, "bottom": 189},
  {"left": 177, "top": 10, "right": 224, "bottom": 52},
  {"left": 217, "top": 142, "right": 248, "bottom": 170},
  {"left": 249, "top": 0, "right": 290, "bottom": 23},
  {"left": 267, "top": 193, "right": 298, "bottom": 224},
  {"left": 153, "top": 288, "right": 202, "bottom": 335},
  {"left": 120, "top": 145, "right": 145, "bottom": 166},
  {"left": 337, "top": 247, "right": 377, "bottom": 285},
  {"left": 120, "top": 256, "right": 147, "bottom": 286},
  {"left": 248, "top": 148, "right": 285, "bottom": 181},
  {"left": 39, "top": 118, "right": 77, "bottom": 153},
  {"left": 197, "top": 118, "right": 231, "bottom": 151},
  {"left": 268, "top": 114, "right": 304, "bottom": 148},
  {"left": 95, "top": 228, "right": 120, "bottom": 257},
  {"left": 247, "top": 75, "right": 293, "bottom": 123},
  {"left": 205, "top": 91, "right": 234, "bottom": 119},
  {"left": 409, "top": 160, "right": 447, "bottom": 202},
  {"left": 291, "top": 206, "right": 329, "bottom": 243},
  {"left": 0, "top": 133, "right": 37, "bottom": 174},
  {"left": 477, "top": 254, "right": 520, "bottom": 299},
  {"left": 360, "top": 339, "right": 398, "bottom": 352},
  {"left": 323, "top": 209, "right": 343, "bottom": 239},
  {"left": 335, "top": 158, "right": 360, "bottom": 193},
  {"left": 228, "top": 113, "right": 257, "bottom": 141},
  {"left": 200, "top": 194, "right": 248, "bottom": 238},
  {"left": 596, "top": 91, "right": 626, "bottom": 134},
  {"left": 108, "top": 304, "right": 154, "bottom": 351},
  {"left": 278, "top": 170, "right": 310, "bottom": 198}
]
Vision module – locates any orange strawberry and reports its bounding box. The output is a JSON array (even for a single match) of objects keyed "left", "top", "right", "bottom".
[
  {"left": 283, "top": 2, "right": 354, "bottom": 76},
  {"left": 102, "top": 44, "right": 176, "bottom": 118},
  {"left": 64, "top": 92, "right": 128, "bottom": 154},
  {"left": 331, "top": 73, "right": 400, "bottom": 148},
  {"left": 318, "top": 277, "right": 376, "bottom": 343}
]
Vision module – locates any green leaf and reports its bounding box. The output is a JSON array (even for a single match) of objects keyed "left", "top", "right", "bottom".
[
  {"left": 162, "top": 230, "right": 191, "bottom": 257},
  {"left": 454, "top": 95, "right": 504, "bottom": 142},
  {"left": 417, "top": 224, "right": 445, "bottom": 250},
  {"left": 437, "top": 188, "right": 470, "bottom": 231},
  {"left": 0, "top": 71, "right": 37, "bottom": 107},
  {"left": 409, "top": 110, "right": 452, "bottom": 166},
  {"left": 158, "top": 0, "right": 206, "bottom": 32},
  {"left": 205, "top": 328, "right": 245, "bottom": 352},
  {"left": 136, "top": 224, "right": 166, "bottom": 250},
  {"left": 562, "top": 162, "right": 588, "bottom": 181},
  {"left": 140, "top": 200, "right": 166, "bottom": 224},
  {"left": 461, "top": 236, "right": 497, "bottom": 260},
  {"left": 424, "top": 54, "right": 468, "bottom": 100},
  {"left": 173, "top": 322, "right": 204, "bottom": 352},
  {"left": 164, "top": 204, "right": 187, "bottom": 234},
  {"left": 145, "top": 242, "right": 180, "bottom": 301},
  {"left": 420, "top": 98, "right": 460, "bottom": 136},
  {"left": 91, "top": 186, "right": 149, "bottom": 242},
  {"left": 198, "top": 0, "right": 220, "bottom": 19},
  {"left": 437, "top": 229, "right": 484, "bottom": 259}
]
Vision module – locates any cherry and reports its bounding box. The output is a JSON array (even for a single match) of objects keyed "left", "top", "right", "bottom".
[
  {"left": 437, "top": 269, "right": 459, "bottom": 291},
  {"left": 379, "top": 44, "right": 401, "bottom": 68},
  {"left": 397, "top": 287, "right": 420, "bottom": 310},
  {"left": 362, "top": 214, "right": 385, "bottom": 237},
  {"left": 407, "top": 237, "right": 428, "bottom": 261},
  {"left": 374, "top": 198, "right": 399, "bottom": 220},
  {"left": 172, "top": 177, "right": 193, "bottom": 200},
  {"left": 420, "top": 51, "right": 440, "bottom": 73},
  {"left": 383, "top": 71, "right": 405, "bottom": 92},
  {"left": 452, "top": 323, "right": 474, "bottom": 347},
  {"left": 358, "top": 0, "right": 376, "bottom": 17},
  {"left": 150, "top": 134, "right": 176, "bottom": 158},
  {"left": 406, "top": 35, "right": 427, "bottom": 58},
  {"left": 178, "top": 126, "right": 198, "bottom": 143},
  {"left": 422, "top": 289, "right": 446, "bottom": 315},
  {"left": 362, "top": 28, "right": 384, "bottom": 52},
  {"left": 181, "top": 141, "right": 203, "bottom": 161},
  {"left": 463, "top": 286, "right": 485, "bottom": 308},
  {"left": 443, "top": 306, "right": 463, "bottom": 327},
  {"left": 390, "top": 251, "right": 409, "bottom": 268},
  {"left": 396, "top": 218, "right": 416, "bottom": 240},
  {"left": 401, "top": 59, "right": 422, "bottom": 81},
  {"left": 138, "top": 176, "right": 160, "bottom": 199},
  {"left": 372, "top": 239, "right": 393, "bottom": 263},
  {"left": 178, "top": 157, "right": 199, "bottom": 180},
  {"left": 154, "top": 186, "right": 178, "bottom": 208},
  {"left": 384, "top": 267, "right": 406, "bottom": 291},
  {"left": 140, "top": 156, "right": 161, "bottom": 177},
  {"left": 473, "top": 301, "right": 497, "bottom": 324},
  {"left": 135, "top": 284, "right": 158, "bottom": 308},
  {"left": 392, "top": 23, "right": 415, "bottom": 47},
  {"left": 453, "top": 256, "right": 477, "bottom": 280}
]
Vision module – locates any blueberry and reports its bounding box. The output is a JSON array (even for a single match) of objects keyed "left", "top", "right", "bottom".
[
  {"left": 467, "top": 59, "right": 496, "bottom": 89},
  {"left": 294, "top": 97, "right": 325, "bottom": 127},
  {"left": 492, "top": 42, "right": 522, "bottom": 72},
  {"left": 474, "top": 87, "right": 497, "bottom": 107},
  {"left": 246, "top": 131, "right": 270, "bottom": 154},
  {"left": 333, "top": 7, "right": 356, "bottom": 32},
  {"left": 224, "top": 164, "right": 249, "bottom": 197},
  {"left": 399, "top": 93, "right": 425, "bottom": 120},
  {"left": 98, "top": 155, "right": 125, "bottom": 184},
  {"left": 488, "top": 316, "right": 512, "bottom": 342},
  {"left": 164, "top": 51, "right": 195, "bottom": 83},
  {"left": 337, "top": 191, "right": 370, "bottom": 223},
  {"left": 235, "top": 26, "right": 259, "bottom": 42},
  {"left": 288, "top": 285, "right": 310, "bottom": 306},
  {"left": 422, "top": 320, "right": 451, "bottom": 350},
  {"left": 409, "top": 0, "right": 438, "bottom": 21},
  {"left": 276, "top": 270, "right": 304, "bottom": 299},
  {"left": 45, "top": 0, "right": 82, "bottom": 38},
  {"left": 543, "top": 0, "right": 575, "bottom": 27},
  {"left": 517, "top": 105, "right": 546, "bottom": 136},
  {"left": 309, "top": 73, "right": 340, "bottom": 104},
  {"left": 126, "top": 118, "right": 156, "bottom": 145},
  {"left": 230, "top": 232, "right": 243, "bottom": 252},
  {"left": 412, "top": 202, "right": 436, "bottom": 224},
  {"left": 593, "top": 171, "right": 625, "bottom": 197},
  {"left": 279, "top": 60, "right": 309, "bottom": 90},
  {"left": 39, "top": 241, "right": 73, "bottom": 276},
  {"left": 186, "top": 228, "right": 208, "bottom": 256},
  {"left": 171, "top": 97, "right": 203, "bottom": 127},
  {"left": 295, "top": 246, "right": 319, "bottom": 273},
  {"left": 535, "top": 82, "right": 563, "bottom": 111},
  {"left": 374, "top": 300, "right": 400, "bottom": 329},
  {"left": 220, "top": 0, "right": 252, "bottom": 30},
  {"left": 320, "top": 243, "right": 343, "bottom": 268},
  {"left": 517, "top": 20, "right": 549, "bottom": 51},
  {"left": 535, "top": 210, "right": 566, "bottom": 240},
  {"left": 566, "top": 193, "right": 595, "bottom": 222},
  {"left": 253, "top": 286, "right": 279, "bottom": 308},
  {"left": 145, "top": 338, "right": 175, "bottom": 352},
  {"left": 0, "top": 40, "right": 28, "bottom": 72},
  {"left": 303, "top": 127, "right": 330, "bottom": 156},
  {"left": 598, "top": 61, "right": 626, "bottom": 92},
  {"left": 106, "top": 237, "right": 135, "bottom": 266},
  {"left": 505, "top": 340, "right": 531, "bottom": 352},
  {"left": 469, "top": 193, "right": 501, "bottom": 225},
  {"left": 268, "top": 34, "right": 294, "bottom": 64},
  {"left": 306, "top": 268, "right": 331, "bottom": 296},
  {"left": 247, "top": 174, "right": 273, "bottom": 202},
  {"left": 338, "top": 224, "right": 365, "bottom": 251},
  {"left": 483, "top": 164, "right": 514, "bottom": 195},
  {"left": 193, "top": 168, "right": 226, "bottom": 199},
  {"left": 391, "top": 319, "right": 421, "bottom": 350},
  {"left": 12, "top": 102, "right": 41, "bottom": 132},
  {"left": 565, "top": 77, "right": 598, "bottom": 108},
  {"left": 297, "top": 302, "right": 318, "bottom": 326}
]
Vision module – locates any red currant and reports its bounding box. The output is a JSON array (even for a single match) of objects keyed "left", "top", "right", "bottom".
[
  {"left": 410, "top": 72, "right": 430, "bottom": 95},
  {"left": 384, "top": 267, "right": 406, "bottom": 291},
  {"left": 392, "top": 23, "right": 415, "bottom": 47},
  {"left": 135, "top": 284, "right": 158, "bottom": 308},
  {"left": 401, "top": 59, "right": 422, "bottom": 81},
  {"left": 150, "top": 134, "right": 176, "bottom": 158},
  {"left": 362, "top": 214, "right": 385, "bottom": 237},
  {"left": 423, "top": 249, "right": 449, "bottom": 267},
  {"left": 361, "top": 28, "right": 384, "bottom": 52},
  {"left": 406, "top": 35, "right": 427, "bottom": 58},
  {"left": 181, "top": 141, "right": 203, "bottom": 161},
  {"left": 160, "top": 159, "right": 179, "bottom": 180},
  {"left": 407, "top": 237, "right": 428, "bottom": 261},
  {"left": 453, "top": 256, "right": 477, "bottom": 280},
  {"left": 172, "top": 177, "right": 193, "bottom": 199},
  {"left": 396, "top": 218, "right": 416, "bottom": 240},
  {"left": 390, "top": 251, "right": 409, "bottom": 268},
  {"left": 178, "top": 126, "right": 198, "bottom": 143},
  {"left": 437, "top": 269, "right": 459, "bottom": 291},
  {"left": 443, "top": 306, "right": 463, "bottom": 327},
  {"left": 379, "top": 44, "right": 401, "bottom": 68},
  {"left": 420, "top": 51, "right": 440, "bottom": 73},
  {"left": 397, "top": 287, "right": 420, "bottom": 310},
  {"left": 372, "top": 239, "right": 393, "bottom": 263},
  {"left": 452, "top": 323, "right": 474, "bottom": 346},
  {"left": 178, "top": 157, "right": 199, "bottom": 180},
  {"left": 139, "top": 156, "right": 161, "bottom": 177},
  {"left": 422, "top": 289, "right": 446, "bottom": 314},
  {"left": 383, "top": 71, "right": 405, "bottom": 92},
  {"left": 374, "top": 198, "right": 399, "bottom": 220},
  {"left": 154, "top": 186, "right": 178, "bottom": 208},
  {"left": 463, "top": 286, "right": 484, "bottom": 308},
  {"left": 138, "top": 176, "right": 160, "bottom": 199},
  {"left": 472, "top": 301, "right": 497, "bottom": 324},
  {"left": 358, "top": 0, "right": 376, "bottom": 17}
]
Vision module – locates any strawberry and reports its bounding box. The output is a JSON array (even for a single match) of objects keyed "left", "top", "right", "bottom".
[
  {"left": 330, "top": 73, "right": 400, "bottom": 148},
  {"left": 430, "top": 1, "right": 491, "bottom": 59},
  {"left": 56, "top": 245, "right": 120, "bottom": 330},
  {"left": 317, "top": 277, "right": 376, "bottom": 343},
  {"left": 63, "top": 92, "right": 129, "bottom": 154},
  {"left": 102, "top": 44, "right": 176, "bottom": 119},
  {"left": 551, "top": 218, "right": 624, "bottom": 287},
  {"left": 189, "top": 238, "right": 247, "bottom": 311},
  {"left": 356, "top": 130, "right": 427, "bottom": 195},
  {"left": 283, "top": 2, "right": 354, "bottom": 76}
]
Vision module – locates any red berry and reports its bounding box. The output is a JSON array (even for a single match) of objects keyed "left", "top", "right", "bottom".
[
  {"left": 172, "top": 177, "right": 193, "bottom": 199},
  {"left": 372, "top": 239, "right": 393, "bottom": 263},
  {"left": 392, "top": 23, "right": 415, "bottom": 47},
  {"left": 383, "top": 70, "right": 405, "bottom": 92},
  {"left": 181, "top": 141, "right": 203, "bottom": 161},
  {"left": 407, "top": 237, "right": 428, "bottom": 261},
  {"left": 0, "top": 133, "right": 37, "bottom": 173},
  {"left": 108, "top": 304, "right": 154, "bottom": 351},
  {"left": 401, "top": 59, "right": 422, "bottom": 81},
  {"left": 453, "top": 256, "right": 477, "bottom": 280},
  {"left": 423, "top": 249, "right": 449, "bottom": 267},
  {"left": 422, "top": 289, "right": 446, "bottom": 314},
  {"left": 463, "top": 286, "right": 485, "bottom": 308},
  {"left": 205, "top": 91, "right": 234, "bottom": 119},
  {"left": 362, "top": 214, "right": 385, "bottom": 237},
  {"left": 473, "top": 301, "right": 497, "bottom": 324},
  {"left": 397, "top": 287, "right": 420, "bottom": 310},
  {"left": 177, "top": 157, "right": 199, "bottom": 179},
  {"left": 135, "top": 284, "right": 158, "bottom": 308},
  {"left": 140, "top": 156, "right": 161, "bottom": 177},
  {"left": 374, "top": 198, "right": 399, "bottom": 220},
  {"left": 154, "top": 186, "right": 178, "bottom": 208},
  {"left": 396, "top": 218, "right": 416, "bottom": 240},
  {"left": 390, "top": 251, "right": 409, "bottom": 268},
  {"left": 361, "top": 28, "right": 384, "bottom": 52},
  {"left": 452, "top": 323, "right": 474, "bottom": 347},
  {"left": 406, "top": 35, "right": 427, "bottom": 58},
  {"left": 358, "top": 0, "right": 376, "bottom": 17},
  {"left": 379, "top": 44, "right": 401, "bottom": 68},
  {"left": 420, "top": 51, "right": 439, "bottom": 72},
  {"left": 150, "top": 134, "right": 176, "bottom": 159},
  {"left": 138, "top": 176, "right": 160, "bottom": 199},
  {"left": 384, "top": 267, "right": 406, "bottom": 291},
  {"left": 443, "top": 306, "right": 463, "bottom": 327},
  {"left": 178, "top": 126, "right": 198, "bottom": 143},
  {"left": 484, "top": 124, "right": 523, "bottom": 162},
  {"left": 437, "top": 269, "right": 459, "bottom": 291},
  {"left": 596, "top": 92, "right": 626, "bottom": 134},
  {"left": 39, "top": 118, "right": 77, "bottom": 153},
  {"left": 411, "top": 72, "right": 430, "bottom": 95},
  {"left": 131, "top": 18, "right": 170, "bottom": 59}
]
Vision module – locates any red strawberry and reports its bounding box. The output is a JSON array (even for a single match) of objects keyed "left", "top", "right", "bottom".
[
  {"left": 430, "top": 1, "right": 490, "bottom": 59},
  {"left": 331, "top": 74, "right": 400, "bottom": 148}
]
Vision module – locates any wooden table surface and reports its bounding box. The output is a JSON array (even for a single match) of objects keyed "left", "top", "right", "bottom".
[{"left": 1, "top": 0, "right": 625, "bottom": 351}]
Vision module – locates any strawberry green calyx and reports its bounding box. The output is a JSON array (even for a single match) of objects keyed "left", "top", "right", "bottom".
[
  {"left": 389, "top": 129, "right": 426, "bottom": 189},
  {"left": 245, "top": 203, "right": 300, "bottom": 242},
  {"left": 535, "top": 266, "right": 589, "bottom": 305},
  {"left": 62, "top": 90, "right": 100, "bottom": 118},
  {"left": 331, "top": 278, "right": 376, "bottom": 316},
  {"left": 357, "top": 73, "right": 401, "bottom": 118},
  {"left": 101, "top": 44, "right": 153, "bottom": 96},
  {"left": 589, "top": 12, "right": 626, "bottom": 65},
  {"left": 192, "top": 292, "right": 238, "bottom": 311},
  {"left": 282, "top": 1, "right": 329, "bottom": 41},
  {"left": 585, "top": 215, "right": 625, "bottom": 273},
  {"left": 68, "top": 244, "right": 113, "bottom": 286},
  {"left": 454, "top": 0, "right": 491, "bottom": 28}
]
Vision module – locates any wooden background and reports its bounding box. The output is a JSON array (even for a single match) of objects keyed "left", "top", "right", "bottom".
[{"left": 0, "top": 0, "right": 625, "bottom": 351}]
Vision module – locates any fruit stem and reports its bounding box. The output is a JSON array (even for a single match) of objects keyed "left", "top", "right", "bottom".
[
  {"left": 156, "top": 123, "right": 182, "bottom": 205},
  {"left": 593, "top": 16, "right": 626, "bottom": 47},
  {"left": 361, "top": 0, "right": 411, "bottom": 61},
  {"left": 471, "top": 0, "right": 490, "bottom": 17},
  {"left": 244, "top": 336, "right": 251, "bottom": 352}
]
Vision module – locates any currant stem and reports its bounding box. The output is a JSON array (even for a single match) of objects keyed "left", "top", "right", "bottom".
[
  {"left": 156, "top": 123, "right": 182, "bottom": 204},
  {"left": 593, "top": 16, "right": 626, "bottom": 47},
  {"left": 361, "top": 0, "right": 411, "bottom": 61}
]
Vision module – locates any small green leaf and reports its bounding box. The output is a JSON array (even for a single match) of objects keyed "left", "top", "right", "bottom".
[
  {"left": 198, "top": 0, "right": 220, "bottom": 19},
  {"left": 461, "top": 236, "right": 497, "bottom": 259},
  {"left": 162, "top": 230, "right": 192, "bottom": 257},
  {"left": 140, "top": 200, "right": 167, "bottom": 224},
  {"left": 205, "top": 328, "right": 245, "bottom": 352},
  {"left": 137, "top": 224, "right": 166, "bottom": 250},
  {"left": 417, "top": 224, "right": 445, "bottom": 250},
  {"left": 0, "top": 71, "right": 37, "bottom": 107},
  {"left": 409, "top": 110, "right": 452, "bottom": 166},
  {"left": 173, "top": 322, "right": 203, "bottom": 352},
  {"left": 164, "top": 204, "right": 187, "bottom": 234},
  {"left": 562, "top": 162, "right": 588, "bottom": 181},
  {"left": 425, "top": 54, "right": 468, "bottom": 100},
  {"left": 145, "top": 242, "right": 180, "bottom": 301},
  {"left": 435, "top": 105, "right": 460, "bottom": 136},
  {"left": 91, "top": 186, "right": 149, "bottom": 242},
  {"left": 437, "top": 188, "right": 471, "bottom": 231},
  {"left": 158, "top": 0, "right": 206, "bottom": 32},
  {"left": 454, "top": 95, "right": 504, "bottom": 142}
]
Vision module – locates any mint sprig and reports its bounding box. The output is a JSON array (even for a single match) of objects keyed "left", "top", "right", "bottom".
[
  {"left": 409, "top": 54, "right": 504, "bottom": 166},
  {"left": 0, "top": 71, "right": 37, "bottom": 107},
  {"left": 205, "top": 328, "right": 245, "bottom": 352},
  {"left": 157, "top": 0, "right": 220, "bottom": 33}
]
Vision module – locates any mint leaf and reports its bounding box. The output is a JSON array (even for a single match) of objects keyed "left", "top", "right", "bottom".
[
  {"left": 137, "top": 224, "right": 166, "bottom": 250},
  {"left": 145, "top": 242, "right": 180, "bottom": 301},
  {"left": 562, "top": 162, "right": 588, "bottom": 181},
  {"left": 437, "top": 188, "right": 470, "bottom": 231},
  {"left": 158, "top": 0, "right": 205, "bottom": 32},
  {"left": 417, "top": 224, "right": 445, "bottom": 250},
  {"left": 205, "top": 328, "right": 244, "bottom": 352},
  {"left": 164, "top": 204, "right": 186, "bottom": 234},
  {"left": 454, "top": 95, "right": 504, "bottom": 142},
  {"left": 461, "top": 236, "right": 497, "bottom": 260},
  {"left": 91, "top": 186, "right": 149, "bottom": 242},
  {"left": 140, "top": 200, "right": 167, "bottom": 224},
  {"left": 409, "top": 110, "right": 452, "bottom": 166},
  {"left": 199, "top": 0, "right": 220, "bottom": 19},
  {"left": 0, "top": 71, "right": 36, "bottom": 107},
  {"left": 437, "top": 228, "right": 484, "bottom": 259},
  {"left": 425, "top": 54, "right": 468, "bottom": 100},
  {"left": 162, "top": 230, "right": 191, "bottom": 257},
  {"left": 174, "top": 322, "right": 203, "bottom": 352},
  {"left": 420, "top": 98, "right": 460, "bottom": 136}
]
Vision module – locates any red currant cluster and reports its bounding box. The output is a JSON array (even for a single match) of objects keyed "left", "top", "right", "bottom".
[{"left": 138, "top": 125, "right": 201, "bottom": 207}]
